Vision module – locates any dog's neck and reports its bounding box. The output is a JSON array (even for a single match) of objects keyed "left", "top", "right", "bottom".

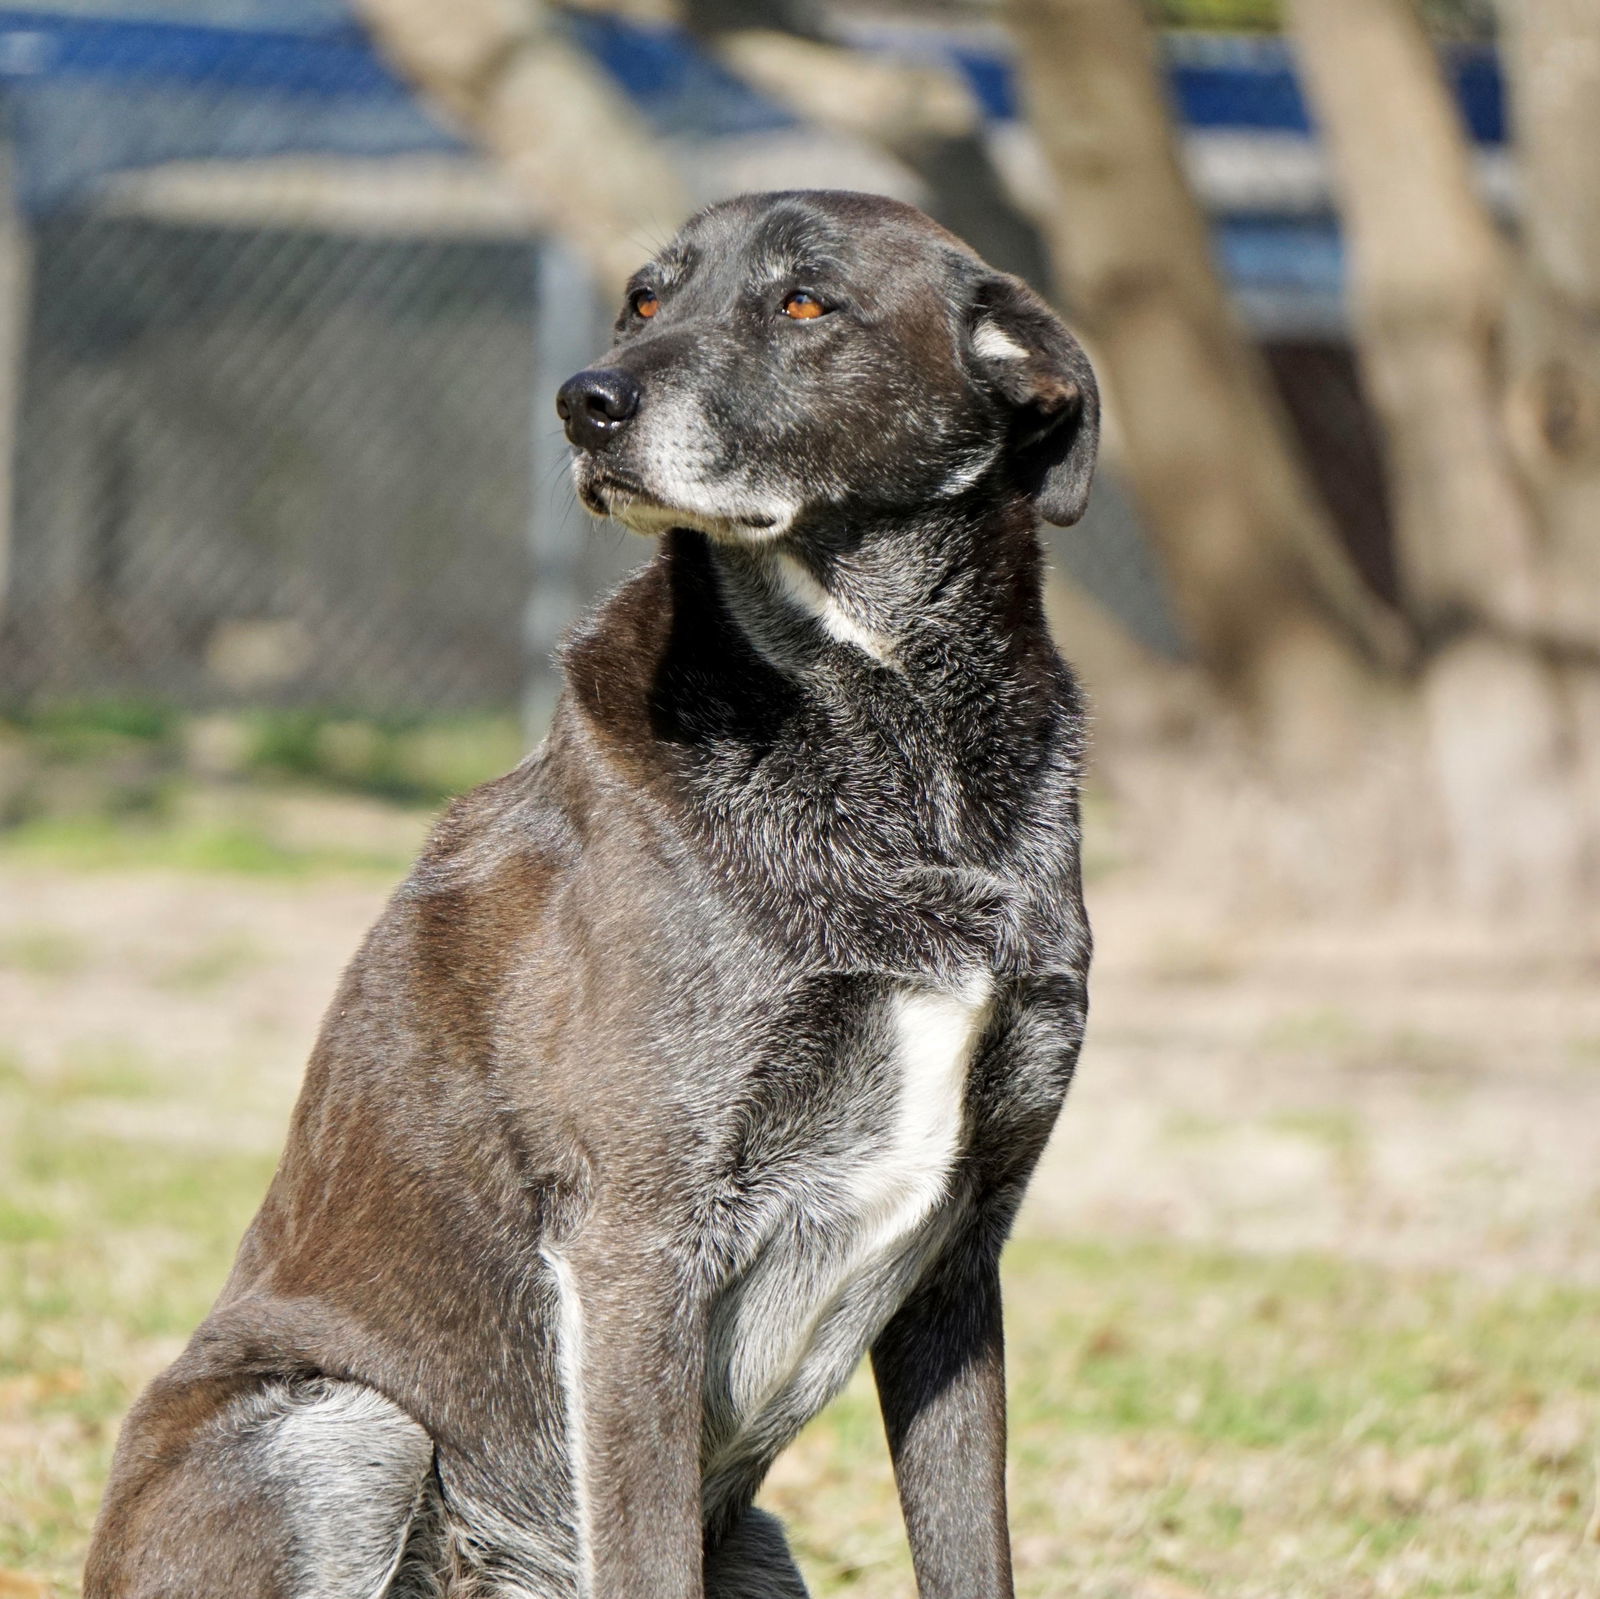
[
  {"left": 558, "top": 493, "right": 1081, "bottom": 973},
  {"left": 561, "top": 491, "right": 1065, "bottom": 783},
  {"left": 690, "top": 493, "right": 1047, "bottom": 681}
]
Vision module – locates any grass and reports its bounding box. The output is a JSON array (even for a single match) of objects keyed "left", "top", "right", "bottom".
[
  {"left": 0, "top": 810, "right": 415, "bottom": 878},
  {"left": 770, "top": 1246, "right": 1599, "bottom": 1598},
  {"left": 0, "top": 1055, "right": 280, "bottom": 1585},
  {"left": 2, "top": 702, "right": 525, "bottom": 811},
  {"left": 0, "top": 703, "right": 520, "bottom": 879},
  {"left": 1, "top": 1036, "right": 1595, "bottom": 1599}
]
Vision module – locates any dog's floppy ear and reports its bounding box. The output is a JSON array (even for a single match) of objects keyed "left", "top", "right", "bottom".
[{"left": 967, "top": 274, "right": 1100, "bottom": 527}]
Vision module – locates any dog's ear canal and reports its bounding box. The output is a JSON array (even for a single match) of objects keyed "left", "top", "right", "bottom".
[{"left": 967, "top": 274, "right": 1100, "bottom": 528}]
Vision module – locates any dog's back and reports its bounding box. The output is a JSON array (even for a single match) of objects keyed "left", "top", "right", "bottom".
[{"left": 87, "top": 191, "right": 1097, "bottom": 1599}]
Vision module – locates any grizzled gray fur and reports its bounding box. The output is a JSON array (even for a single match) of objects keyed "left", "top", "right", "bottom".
[{"left": 86, "top": 189, "right": 1099, "bottom": 1599}]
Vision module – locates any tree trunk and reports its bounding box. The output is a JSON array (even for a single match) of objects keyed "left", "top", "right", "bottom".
[
  {"left": 1007, "top": 0, "right": 1408, "bottom": 760},
  {"left": 688, "top": 5, "right": 1054, "bottom": 288},
  {"left": 1288, "top": 0, "right": 1597, "bottom": 912},
  {"left": 1498, "top": 0, "right": 1600, "bottom": 845},
  {"left": 1499, "top": 0, "right": 1600, "bottom": 650},
  {"left": 350, "top": 0, "right": 689, "bottom": 291}
]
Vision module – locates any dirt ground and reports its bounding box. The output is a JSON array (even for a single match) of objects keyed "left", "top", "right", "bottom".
[{"left": 1038, "top": 885, "right": 1600, "bottom": 1286}]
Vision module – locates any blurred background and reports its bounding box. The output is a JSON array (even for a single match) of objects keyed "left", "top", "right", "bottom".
[{"left": 1, "top": 1, "right": 1597, "bottom": 1595}]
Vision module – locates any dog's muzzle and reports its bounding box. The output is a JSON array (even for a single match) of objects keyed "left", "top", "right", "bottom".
[{"left": 557, "top": 368, "right": 641, "bottom": 452}]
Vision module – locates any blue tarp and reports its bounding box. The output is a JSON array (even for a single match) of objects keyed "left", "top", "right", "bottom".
[
  {"left": 949, "top": 28, "right": 1502, "bottom": 141},
  {"left": 0, "top": 9, "right": 461, "bottom": 212},
  {"left": 0, "top": 5, "right": 801, "bottom": 213}
]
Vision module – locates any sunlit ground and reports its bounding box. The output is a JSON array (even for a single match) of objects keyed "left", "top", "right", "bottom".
[{"left": 1, "top": 748, "right": 1597, "bottom": 1598}]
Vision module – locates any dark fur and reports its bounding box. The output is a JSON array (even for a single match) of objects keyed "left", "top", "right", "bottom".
[{"left": 87, "top": 191, "right": 1098, "bottom": 1599}]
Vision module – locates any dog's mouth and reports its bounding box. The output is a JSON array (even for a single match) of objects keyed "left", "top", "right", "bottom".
[
  {"left": 576, "top": 463, "right": 782, "bottom": 539},
  {"left": 579, "top": 464, "right": 647, "bottom": 508},
  {"left": 576, "top": 465, "right": 656, "bottom": 519}
]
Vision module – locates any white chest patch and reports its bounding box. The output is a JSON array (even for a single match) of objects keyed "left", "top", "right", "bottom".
[
  {"left": 850, "top": 974, "right": 994, "bottom": 1255},
  {"left": 711, "top": 973, "right": 994, "bottom": 1458}
]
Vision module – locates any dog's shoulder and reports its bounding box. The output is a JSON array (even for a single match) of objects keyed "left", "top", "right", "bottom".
[{"left": 302, "top": 742, "right": 588, "bottom": 1058}]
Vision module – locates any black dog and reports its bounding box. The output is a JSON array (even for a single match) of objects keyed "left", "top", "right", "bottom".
[{"left": 87, "top": 189, "right": 1098, "bottom": 1599}]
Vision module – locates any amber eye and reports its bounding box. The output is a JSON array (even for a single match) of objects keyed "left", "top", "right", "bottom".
[
  {"left": 782, "top": 291, "right": 827, "bottom": 320},
  {"left": 631, "top": 289, "right": 659, "bottom": 319}
]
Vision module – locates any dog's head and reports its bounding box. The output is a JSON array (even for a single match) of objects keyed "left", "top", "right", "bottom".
[{"left": 558, "top": 190, "right": 1098, "bottom": 543}]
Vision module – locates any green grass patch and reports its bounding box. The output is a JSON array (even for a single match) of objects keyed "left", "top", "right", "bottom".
[
  {"left": 769, "top": 1241, "right": 1599, "bottom": 1596},
  {"left": 0, "top": 1201, "right": 64, "bottom": 1245},
  {"left": 232, "top": 709, "right": 526, "bottom": 807},
  {"left": 2, "top": 703, "right": 526, "bottom": 846},
  {"left": 3, "top": 701, "right": 182, "bottom": 759},
  {"left": 0, "top": 812, "right": 413, "bottom": 878}
]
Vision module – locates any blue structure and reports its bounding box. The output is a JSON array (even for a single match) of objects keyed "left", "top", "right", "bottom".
[{"left": 0, "top": 4, "right": 1506, "bottom": 325}]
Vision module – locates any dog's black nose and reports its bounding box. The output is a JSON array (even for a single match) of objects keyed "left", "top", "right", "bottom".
[{"left": 556, "top": 369, "right": 641, "bottom": 451}]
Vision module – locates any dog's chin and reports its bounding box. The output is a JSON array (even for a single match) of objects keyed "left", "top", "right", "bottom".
[{"left": 576, "top": 466, "right": 793, "bottom": 545}]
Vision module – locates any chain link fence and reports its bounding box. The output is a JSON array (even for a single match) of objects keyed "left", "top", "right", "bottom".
[
  {"left": 0, "top": 3, "right": 1506, "bottom": 721},
  {"left": 0, "top": 5, "right": 641, "bottom": 722},
  {"left": 9, "top": 214, "right": 547, "bottom": 710}
]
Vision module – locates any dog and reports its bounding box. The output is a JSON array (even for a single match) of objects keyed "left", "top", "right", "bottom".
[{"left": 86, "top": 189, "right": 1099, "bottom": 1599}]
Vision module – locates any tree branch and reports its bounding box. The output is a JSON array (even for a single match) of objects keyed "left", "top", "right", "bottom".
[{"left": 351, "top": 0, "right": 690, "bottom": 290}]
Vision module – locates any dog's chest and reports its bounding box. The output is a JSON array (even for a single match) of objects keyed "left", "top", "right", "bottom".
[{"left": 702, "top": 974, "right": 993, "bottom": 1483}]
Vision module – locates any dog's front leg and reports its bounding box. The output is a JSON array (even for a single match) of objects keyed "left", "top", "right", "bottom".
[
  {"left": 871, "top": 1231, "right": 1013, "bottom": 1599},
  {"left": 559, "top": 1220, "right": 707, "bottom": 1599}
]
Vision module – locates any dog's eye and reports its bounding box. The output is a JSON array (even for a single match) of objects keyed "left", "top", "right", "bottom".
[
  {"left": 631, "top": 289, "right": 660, "bottom": 319},
  {"left": 782, "top": 292, "right": 827, "bottom": 320}
]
